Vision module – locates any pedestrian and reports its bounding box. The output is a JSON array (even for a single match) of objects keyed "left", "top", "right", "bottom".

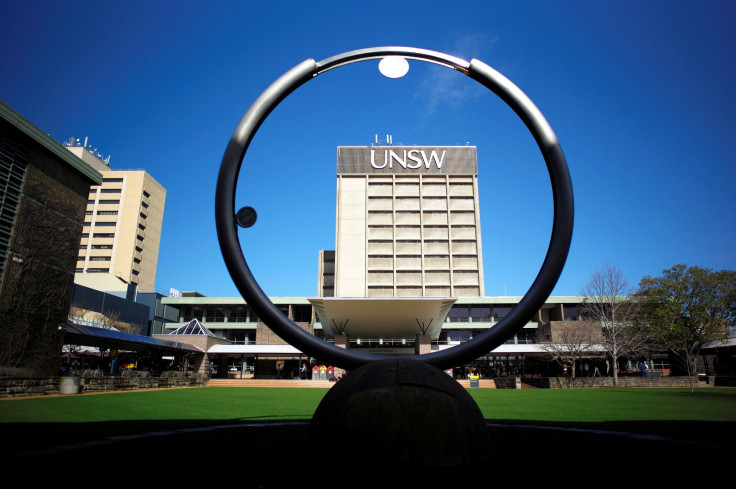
[
  {"left": 300, "top": 363, "right": 307, "bottom": 380},
  {"left": 639, "top": 360, "right": 648, "bottom": 377}
]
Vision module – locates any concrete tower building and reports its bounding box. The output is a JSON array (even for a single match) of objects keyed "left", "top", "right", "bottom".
[
  {"left": 332, "top": 145, "right": 484, "bottom": 298},
  {"left": 66, "top": 142, "right": 166, "bottom": 294}
]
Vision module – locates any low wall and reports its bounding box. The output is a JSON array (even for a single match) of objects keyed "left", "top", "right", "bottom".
[
  {"left": 523, "top": 376, "right": 717, "bottom": 389},
  {"left": 0, "top": 375, "right": 208, "bottom": 397},
  {"left": 0, "top": 378, "right": 60, "bottom": 397},
  {"left": 494, "top": 377, "right": 521, "bottom": 389}
]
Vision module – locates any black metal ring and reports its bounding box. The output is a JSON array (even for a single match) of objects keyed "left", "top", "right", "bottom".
[{"left": 215, "top": 46, "right": 573, "bottom": 371}]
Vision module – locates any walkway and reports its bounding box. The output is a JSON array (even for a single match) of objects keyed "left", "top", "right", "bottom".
[{"left": 206, "top": 378, "right": 499, "bottom": 388}]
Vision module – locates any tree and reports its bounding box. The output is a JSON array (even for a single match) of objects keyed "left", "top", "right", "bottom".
[
  {"left": 68, "top": 305, "right": 143, "bottom": 335},
  {"left": 637, "top": 264, "right": 736, "bottom": 390},
  {"left": 536, "top": 322, "right": 601, "bottom": 378},
  {"left": 580, "top": 263, "right": 648, "bottom": 385}
]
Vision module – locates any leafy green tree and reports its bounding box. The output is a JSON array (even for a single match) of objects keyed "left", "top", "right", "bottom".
[{"left": 637, "top": 264, "right": 736, "bottom": 389}]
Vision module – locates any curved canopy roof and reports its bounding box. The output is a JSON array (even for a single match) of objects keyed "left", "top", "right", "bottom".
[{"left": 308, "top": 297, "right": 457, "bottom": 340}]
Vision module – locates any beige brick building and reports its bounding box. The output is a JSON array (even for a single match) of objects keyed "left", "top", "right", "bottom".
[
  {"left": 66, "top": 144, "right": 166, "bottom": 294},
  {"left": 327, "top": 145, "right": 484, "bottom": 298}
]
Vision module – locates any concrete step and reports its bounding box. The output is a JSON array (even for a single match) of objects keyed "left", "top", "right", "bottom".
[{"left": 455, "top": 379, "right": 497, "bottom": 389}]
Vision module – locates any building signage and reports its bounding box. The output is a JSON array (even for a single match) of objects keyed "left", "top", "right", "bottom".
[
  {"left": 370, "top": 148, "right": 446, "bottom": 170},
  {"left": 337, "top": 146, "right": 477, "bottom": 175}
]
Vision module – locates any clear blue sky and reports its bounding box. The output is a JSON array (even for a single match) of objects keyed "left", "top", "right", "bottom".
[{"left": 2, "top": 1, "right": 734, "bottom": 298}]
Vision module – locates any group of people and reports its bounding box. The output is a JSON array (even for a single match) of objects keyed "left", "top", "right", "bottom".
[{"left": 297, "top": 363, "right": 338, "bottom": 381}]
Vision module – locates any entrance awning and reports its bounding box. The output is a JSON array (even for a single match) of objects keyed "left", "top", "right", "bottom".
[
  {"left": 308, "top": 297, "right": 457, "bottom": 340},
  {"left": 207, "top": 344, "right": 304, "bottom": 356},
  {"left": 63, "top": 322, "right": 202, "bottom": 353}
]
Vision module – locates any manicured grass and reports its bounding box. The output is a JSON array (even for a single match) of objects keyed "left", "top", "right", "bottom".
[
  {"left": 1, "top": 387, "right": 735, "bottom": 455},
  {"left": 469, "top": 388, "right": 736, "bottom": 423},
  {"left": 0, "top": 387, "right": 327, "bottom": 423}
]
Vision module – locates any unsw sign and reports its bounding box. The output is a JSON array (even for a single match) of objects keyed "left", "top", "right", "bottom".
[
  {"left": 370, "top": 148, "right": 447, "bottom": 170},
  {"left": 337, "top": 146, "right": 477, "bottom": 175}
]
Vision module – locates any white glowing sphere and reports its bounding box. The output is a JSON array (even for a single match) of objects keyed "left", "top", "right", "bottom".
[{"left": 378, "top": 56, "right": 410, "bottom": 78}]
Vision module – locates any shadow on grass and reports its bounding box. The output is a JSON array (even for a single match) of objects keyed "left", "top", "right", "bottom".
[{"left": 2, "top": 419, "right": 734, "bottom": 486}]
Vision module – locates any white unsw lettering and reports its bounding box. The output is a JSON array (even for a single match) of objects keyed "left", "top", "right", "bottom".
[{"left": 370, "top": 149, "right": 446, "bottom": 170}]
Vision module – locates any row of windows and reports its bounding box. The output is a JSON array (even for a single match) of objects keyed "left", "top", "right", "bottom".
[
  {"left": 78, "top": 256, "right": 111, "bottom": 261},
  {"left": 447, "top": 306, "right": 511, "bottom": 322},
  {"left": 179, "top": 305, "right": 312, "bottom": 323},
  {"left": 86, "top": 199, "right": 120, "bottom": 205}
]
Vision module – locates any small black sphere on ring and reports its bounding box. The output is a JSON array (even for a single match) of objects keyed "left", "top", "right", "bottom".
[{"left": 236, "top": 206, "right": 257, "bottom": 228}]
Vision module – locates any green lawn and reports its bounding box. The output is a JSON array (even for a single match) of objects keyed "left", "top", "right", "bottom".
[{"left": 1, "top": 387, "right": 735, "bottom": 455}]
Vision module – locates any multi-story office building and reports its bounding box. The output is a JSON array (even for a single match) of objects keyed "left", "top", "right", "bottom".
[
  {"left": 329, "top": 145, "right": 484, "bottom": 298},
  {"left": 66, "top": 141, "right": 166, "bottom": 294}
]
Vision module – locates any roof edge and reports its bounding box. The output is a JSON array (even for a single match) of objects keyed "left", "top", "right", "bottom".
[{"left": 0, "top": 100, "right": 103, "bottom": 184}]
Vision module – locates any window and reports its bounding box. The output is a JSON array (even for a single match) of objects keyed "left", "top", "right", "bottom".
[
  {"left": 470, "top": 307, "right": 492, "bottom": 322},
  {"left": 141, "top": 201, "right": 149, "bottom": 208},
  {"left": 448, "top": 306, "right": 469, "bottom": 322},
  {"left": 97, "top": 210, "right": 118, "bottom": 215},
  {"left": 493, "top": 306, "right": 512, "bottom": 319},
  {"left": 103, "top": 177, "right": 123, "bottom": 183},
  {"left": 449, "top": 330, "right": 471, "bottom": 343},
  {"left": 100, "top": 188, "right": 121, "bottom": 193},
  {"left": 91, "top": 245, "right": 113, "bottom": 249},
  {"left": 133, "top": 257, "right": 141, "bottom": 264},
  {"left": 99, "top": 199, "right": 119, "bottom": 204},
  {"left": 93, "top": 233, "right": 115, "bottom": 238},
  {"left": 563, "top": 306, "right": 580, "bottom": 321},
  {"left": 89, "top": 256, "right": 110, "bottom": 261},
  {"left": 95, "top": 221, "right": 116, "bottom": 227},
  {"left": 143, "top": 190, "right": 150, "bottom": 198}
]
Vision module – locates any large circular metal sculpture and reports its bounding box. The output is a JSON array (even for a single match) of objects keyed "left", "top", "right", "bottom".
[{"left": 216, "top": 46, "right": 573, "bottom": 371}]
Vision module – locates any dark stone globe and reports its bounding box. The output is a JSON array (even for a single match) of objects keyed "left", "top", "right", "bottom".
[{"left": 309, "top": 357, "right": 490, "bottom": 480}]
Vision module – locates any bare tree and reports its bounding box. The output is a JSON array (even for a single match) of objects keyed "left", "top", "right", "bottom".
[
  {"left": 68, "top": 305, "right": 142, "bottom": 334},
  {"left": 537, "top": 322, "right": 601, "bottom": 378},
  {"left": 580, "top": 263, "right": 648, "bottom": 385}
]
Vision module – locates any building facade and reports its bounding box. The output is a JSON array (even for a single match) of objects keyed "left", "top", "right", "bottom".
[
  {"left": 66, "top": 142, "right": 166, "bottom": 294},
  {"left": 0, "top": 102, "right": 102, "bottom": 375},
  {"left": 330, "top": 145, "right": 484, "bottom": 298}
]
